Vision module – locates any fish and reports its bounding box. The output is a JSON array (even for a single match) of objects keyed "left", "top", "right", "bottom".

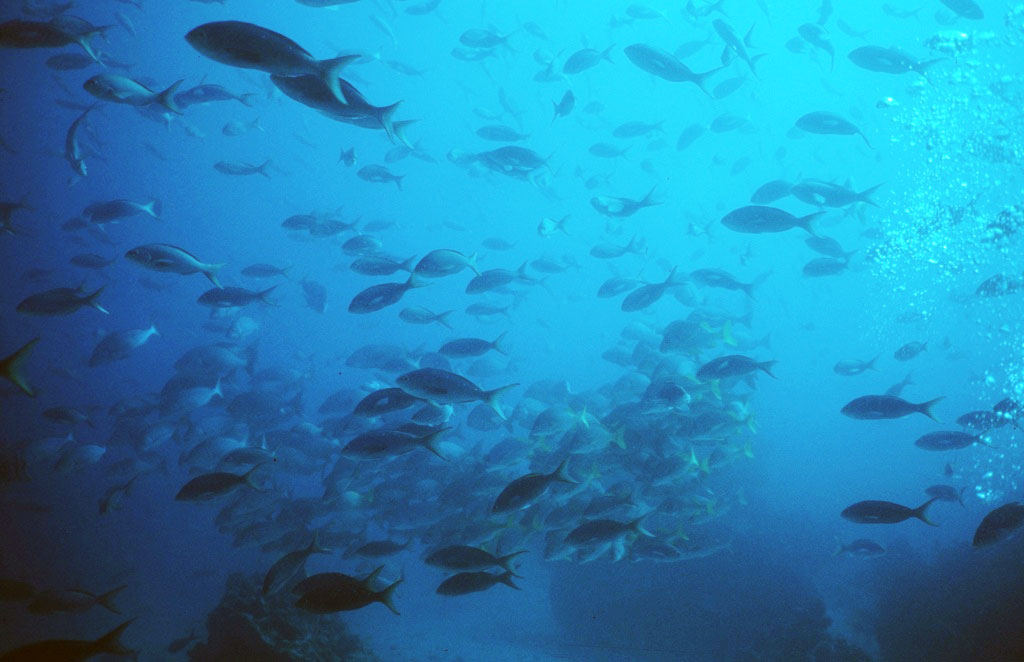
[
  {"left": 848, "top": 46, "right": 943, "bottom": 76},
  {"left": 293, "top": 567, "right": 401, "bottom": 614},
  {"left": 214, "top": 160, "right": 271, "bottom": 177},
  {"left": 834, "top": 538, "right": 885, "bottom": 557},
  {"left": 833, "top": 357, "right": 878, "bottom": 376},
  {"left": 125, "top": 244, "right": 224, "bottom": 287},
  {"left": 84, "top": 74, "right": 182, "bottom": 114},
  {"left": 914, "top": 431, "right": 986, "bottom": 451},
  {"left": 840, "top": 395, "right": 943, "bottom": 421},
  {"left": 973, "top": 502, "right": 1024, "bottom": 546},
  {"left": 591, "top": 188, "right": 660, "bottom": 218},
  {"left": 88, "top": 326, "right": 159, "bottom": 367},
  {"left": 894, "top": 341, "right": 927, "bottom": 361},
  {"left": 414, "top": 250, "right": 479, "bottom": 277},
  {"left": 262, "top": 532, "right": 331, "bottom": 595},
  {"left": 64, "top": 104, "right": 96, "bottom": 176},
  {"left": 425, "top": 546, "right": 527, "bottom": 573},
  {"left": 436, "top": 571, "right": 519, "bottom": 596},
  {"left": 802, "top": 257, "right": 848, "bottom": 277},
  {"left": 17, "top": 286, "right": 108, "bottom": 315},
  {"left": 396, "top": 368, "right": 517, "bottom": 418},
  {"left": 342, "top": 426, "right": 448, "bottom": 460},
  {"left": 841, "top": 498, "right": 939, "bottom": 525},
  {"left": 348, "top": 275, "right": 426, "bottom": 314},
  {"left": 0, "top": 618, "right": 136, "bottom": 661},
  {"left": 713, "top": 20, "right": 762, "bottom": 75},
  {"left": 720, "top": 206, "right": 822, "bottom": 234},
  {"left": 794, "top": 111, "right": 872, "bottom": 148},
  {"left": 940, "top": 0, "right": 983, "bottom": 19},
  {"left": 624, "top": 43, "right": 721, "bottom": 92},
  {"left": 175, "top": 463, "right": 265, "bottom": 501},
  {"left": 493, "top": 458, "right": 576, "bottom": 513},
  {"left": 563, "top": 46, "right": 614, "bottom": 74},
  {"left": 552, "top": 89, "right": 575, "bottom": 121},
  {"left": 358, "top": 164, "right": 404, "bottom": 189},
  {"left": 750, "top": 180, "right": 792, "bottom": 204},
  {"left": 185, "top": 21, "right": 355, "bottom": 104},
  {"left": 698, "top": 354, "right": 776, "bottom": 381},
  {"left": 925, "top": 485, "right": 967, "bottom": 507},
  {"left": 197, "top": 286, "right": 276, "bottom": 308}
]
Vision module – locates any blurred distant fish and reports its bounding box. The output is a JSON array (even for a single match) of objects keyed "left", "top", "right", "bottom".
[
  {"left": 214, "top": 160, "right": 271, "bottom": 177},
  {"left": 358, "top": 164, "right": 403, "bottom": 189}
]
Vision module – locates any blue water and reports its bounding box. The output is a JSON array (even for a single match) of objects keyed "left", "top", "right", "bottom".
[{"left": 3, "top": 1, "right": 1024, "bottom": 660}]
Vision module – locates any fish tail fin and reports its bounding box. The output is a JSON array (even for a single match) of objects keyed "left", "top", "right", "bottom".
[
  {"left": 641, "top": 185, "right": 660, "bottom": 208},
  {"left": 915, "top": 57, "right": 947, "bottom": 77},
  {"left": 394, "top": 174, "right": 404, "bottom": 190},
  {"left": 377, "top": 577, "right": 403, "bottom": 615},
  {"left": 557, "top": 214, "right": 571, "bottom": 235},
  {"left": 1, "top": 337, "right": 39, "bottom": 397},
  {"left": 467, "top": 252, "right": 481, "bottom": 276},
  {"left": 257, "top": 160, "right": 272, "bottom": 178},
  {"left": 749, "top": 53, "right": 767, "bottom": 78},
  {"left": 918, "top": 396, "right": 945, "bottom": 422},
  {"left": 319, "top": 54, "right": 359, "bottom": 103},
  {"left": 858, "top": 183, "right": 884, "bottom": 207},
  {"left": 721, "top": 320, "right": 736, "bottom": 346},
  {"left": 406, "top": 273, "right": 428, "bottom": 289},
  {"left": 868, "top": 355, "right": 881, "bottom": 371},
  {"left": 420, "top": 427, "right": 450, "bottom": 461},
  {"left": 376, "top": 101, "right": 402, "bottom": 142},
  {"left": 492, "top": 331, "right": 509, "bottom": 355},
  {"left": 602, "top": 44, "right": 615, "bottom": 63},
  {"left": 204, "top": 264, "right": 225, "bottom": 289},
  {"left": 309, "top": 529, "right": 331, "bottom": 554},
  {"left": 210, "top": 377, "right": 223, "bottom": 401},
  {"left": 97, "top": 584, "right": 128, "bottom": 614},
  {"left": 484, "top": 383, "right": 518, "bottom": 420},
  {"left": 400, "top": 255, "right": 417, "bottom": 273},
  {"left": 242, "top": 461, "right": 268, "bottom": 491},
  {"left": 87, "top": 286, "right": 109, "bottom": 314},
  {"left": 392, "top": 119, "right": 416, "bottom": 148},
  {"left": 157, "top": 79, "right": 184, "bottom": 115},
  {"left": 759, "top": 360, "right": 778, "bottom": 379},
  {"left": 143, "top": 198, "right": 161, "bottom": 218},
  {"left": 498, "top": 550, "right": 529, "bottom": 574},
  {"left": 958, "top": 487, "right": 967, "bottom": 508},
  {"left": 498, "top": 571, "right": 520, "bottom": 590},
  {"left": 695, "top": 65, "right": 726, "bottom": 95},
  {"left": 258, "top": 285, "right": 279, "bottom": 305},
  {"left": 609, "top": 428, "right": 627, "bottom": 450},
  {"left": 799, "top": 211, "right": 826, "bottom": 236},
  {"left": 833, "top": 538, "right": 846, "bottom": 557},
  {"left": 551, "top": 456, "right": 577, "bottom": 484},
  {"left": 914, "top": 497, "right": 940, "bottom": 526},
  {"left": 436, "top": 310, "right": 454, "bottom": 330},
  {"left": 92, "top": 618, "right": 136, "bottom": 657},
  {"left": 630, "top": 512, "right": 655, "bottom": 537}
]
